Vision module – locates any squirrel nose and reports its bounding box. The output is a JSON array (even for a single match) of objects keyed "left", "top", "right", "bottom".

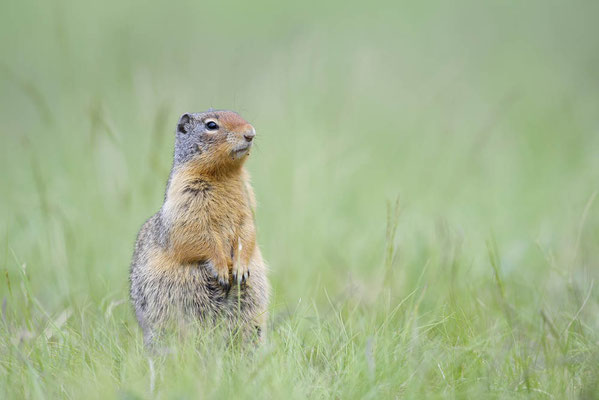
[{"left": 243, "top": 129, "right": 255, "bottom": 142}]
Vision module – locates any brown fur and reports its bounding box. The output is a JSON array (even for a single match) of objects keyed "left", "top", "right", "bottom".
[{"left": 130, "top": 110, "right": 268, "bottom": 347}]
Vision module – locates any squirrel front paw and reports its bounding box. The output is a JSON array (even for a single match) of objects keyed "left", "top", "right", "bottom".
[
  {"left": 232, "top": 261, "right": 250, "bottom": 285},
  {"left": 206, "top": 260, "right": 231, "bottom": 291}
]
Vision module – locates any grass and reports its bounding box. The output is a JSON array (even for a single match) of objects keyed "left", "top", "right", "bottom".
[{"left": 1, "top": 0, "right": 599, "bottom": 398}]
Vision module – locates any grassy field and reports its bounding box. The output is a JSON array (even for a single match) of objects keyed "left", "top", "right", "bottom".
[{"left": 1, "top": 0, "right": 599, "bottom": 398}]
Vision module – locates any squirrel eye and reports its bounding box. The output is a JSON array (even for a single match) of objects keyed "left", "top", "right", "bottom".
[{"left": 205, "top": 121, "right": 219, "bottom": 130}]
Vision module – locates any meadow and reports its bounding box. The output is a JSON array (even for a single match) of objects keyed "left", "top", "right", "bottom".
[{"left": 1, "top": 0, "right": 598, "bottom": 398}]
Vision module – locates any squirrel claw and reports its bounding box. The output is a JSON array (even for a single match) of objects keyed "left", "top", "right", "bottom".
[
  {"left": 232, "top": 270, "right": 249, "bottom": 285},
  {"left": 218, "top": 275, "right": 231, "bottom": 291},
  {"left": 232, "top": 263, "right": 250, "bottom": 285},
  {"left": 206, "top": 261, "right": 231, "bottom": 290}
]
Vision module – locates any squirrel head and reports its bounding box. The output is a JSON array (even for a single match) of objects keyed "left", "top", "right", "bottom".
[{"left": 173, "top": 110, "right": 256, "bottom": 175}]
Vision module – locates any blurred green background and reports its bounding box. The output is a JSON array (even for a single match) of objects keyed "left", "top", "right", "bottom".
[{"left": 1, "top": 0, "right": 598, "bottom": 398}]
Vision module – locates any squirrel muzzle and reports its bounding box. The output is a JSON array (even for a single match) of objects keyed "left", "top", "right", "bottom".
[{"left": 230, "top": 125, "right": 256, "bottom": 159}]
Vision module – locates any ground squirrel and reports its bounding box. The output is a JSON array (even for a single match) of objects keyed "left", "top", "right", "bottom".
[{"left": 130, "top": 110, "right": 269, "bottom": 346}]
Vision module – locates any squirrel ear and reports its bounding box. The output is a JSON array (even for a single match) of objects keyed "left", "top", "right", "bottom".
[{"left": 177, "top": 113, "right": 192, "bottom": 134}]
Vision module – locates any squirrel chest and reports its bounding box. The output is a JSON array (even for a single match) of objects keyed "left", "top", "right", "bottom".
[{"left": 162, "top": 165, "right": 250, "bottom": 264}]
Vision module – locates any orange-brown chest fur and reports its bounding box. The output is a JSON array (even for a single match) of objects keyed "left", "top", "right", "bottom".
[{"left": 162, "top": 163, "right": 253, "bottom": 264}]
